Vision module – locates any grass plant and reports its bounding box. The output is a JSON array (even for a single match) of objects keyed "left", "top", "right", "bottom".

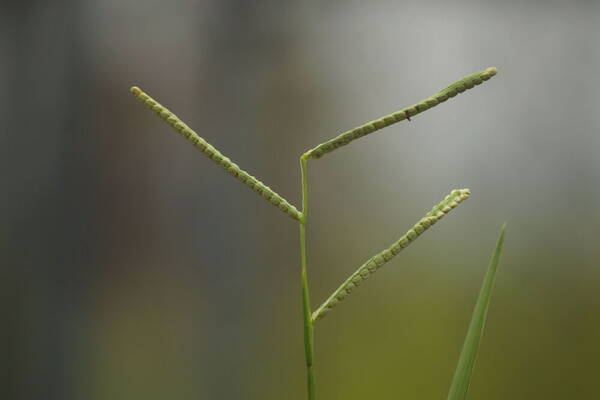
[{"left": 130, "top": 66, "right": 504, "bottom": 399}]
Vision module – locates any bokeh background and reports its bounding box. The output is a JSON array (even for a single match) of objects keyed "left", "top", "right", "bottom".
[{"left": 3, "top": 0, "right": 600, "bottom": 399}]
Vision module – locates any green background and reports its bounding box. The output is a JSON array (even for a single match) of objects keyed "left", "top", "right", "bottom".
[{"left": 3, "top": 0, "right": 599, "bottom": 399}]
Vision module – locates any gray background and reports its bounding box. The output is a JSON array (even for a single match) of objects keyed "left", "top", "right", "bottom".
[{"left": 3, "top": 0, "right": 600, "bottom": 399}]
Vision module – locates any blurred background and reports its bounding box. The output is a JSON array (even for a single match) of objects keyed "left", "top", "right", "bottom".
[{"left": 3, "top": 0, "right": 600, "bottom": 399}]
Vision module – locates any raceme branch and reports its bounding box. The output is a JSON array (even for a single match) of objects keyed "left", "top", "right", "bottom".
[
  {"left": 305, "top": 67, "right": 497, "bottom": 159},
  {"left": 312, "top": 189, "right": 471, "bottom": 322},
  {"left": 130, "top": 86, "right": 302, "bottom": 221}
]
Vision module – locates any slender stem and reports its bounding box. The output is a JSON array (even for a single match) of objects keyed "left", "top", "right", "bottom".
[{"left": 299, "top": 154, "right": 315, "bottom": 400}]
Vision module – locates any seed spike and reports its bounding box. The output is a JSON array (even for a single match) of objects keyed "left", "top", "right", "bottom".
[
  {"left": 305, "top": 67, "right": 497, "bottom": 159},
  {"left": 130, "top": 86, "right": 302, "bottom": 221},
  {"left": 312, "top": 189, "right": 471, "bottom": 322}
]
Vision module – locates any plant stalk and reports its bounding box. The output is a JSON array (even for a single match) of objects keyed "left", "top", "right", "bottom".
[{"left": 299, "top": 154, "right": 315, "bottom": 400}]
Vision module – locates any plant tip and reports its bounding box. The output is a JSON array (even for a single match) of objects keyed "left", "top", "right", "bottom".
[
  {"left": 130, "top": 86, "right": 141, "bottom": 95},
  {"left": 485, "top": 66, "right": 498, "bottom": 75}
]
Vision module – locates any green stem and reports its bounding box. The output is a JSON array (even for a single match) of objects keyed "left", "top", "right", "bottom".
[{"left": 299, "top": 154, "right": 315, "bottom": 400}]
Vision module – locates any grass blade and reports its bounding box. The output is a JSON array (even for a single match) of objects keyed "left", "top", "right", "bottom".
[{"left": 446, "top": 223, "right": 506, "bottom": 400}]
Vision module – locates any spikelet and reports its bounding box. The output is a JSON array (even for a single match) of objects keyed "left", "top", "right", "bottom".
[
  {"left": 130, "top": 87, "right": 302, "bottom": 221},
  {"left": 306, "top": 67, "right": 497, "bottom": 159},
  {"left": 312, "top": 189, "right": 471, "bottom": 322}
]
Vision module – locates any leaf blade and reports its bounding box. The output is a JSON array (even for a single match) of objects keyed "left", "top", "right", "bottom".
[{"left": 446, "top": 223, "right": 507, "bottom": 400}]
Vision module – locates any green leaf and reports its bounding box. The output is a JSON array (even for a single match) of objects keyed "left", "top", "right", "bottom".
[{"left": 446, "top": 223, "right": 506, "bottom": 400}]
